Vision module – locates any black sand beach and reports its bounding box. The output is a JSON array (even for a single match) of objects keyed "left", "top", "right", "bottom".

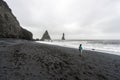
[{"left": 0, "top": 39, "right": 120, "bottom": 80}]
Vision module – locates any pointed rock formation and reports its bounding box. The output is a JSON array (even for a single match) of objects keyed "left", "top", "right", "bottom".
[
  {"left": 41, "top": 30, "right": 51, "bottom": 41},
  {"left": 0, "top": 0, "right": 32, "bottom": 40},
  {"left": 62, "top": 33, "right": 65, "bottom": 40}
]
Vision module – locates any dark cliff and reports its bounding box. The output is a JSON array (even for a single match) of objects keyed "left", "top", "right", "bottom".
[
  {"left": 0, "top": 0, "right": 32, "bottom": 40},
  {"left": 41, "top": 30, "right": 51, "bottom": 41}
]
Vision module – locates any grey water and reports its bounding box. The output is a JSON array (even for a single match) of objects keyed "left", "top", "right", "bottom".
[{"left": 53, "top": 40, "right": 120, "bottom": 55}]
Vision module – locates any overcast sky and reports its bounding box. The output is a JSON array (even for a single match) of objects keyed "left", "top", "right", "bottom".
[{"left": 5, "top": 0, "right": 120, "bottom": 39}]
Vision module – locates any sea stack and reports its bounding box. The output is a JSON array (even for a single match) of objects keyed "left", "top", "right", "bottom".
[
  {"left": 0, "top": 0, "right": 33, "bottom": 40},
  {"left": 62, "top": 33, "right": 65, "bottom": 40},
  {"left": 41, "top": 30, "right": 51, "bottom": 41}
]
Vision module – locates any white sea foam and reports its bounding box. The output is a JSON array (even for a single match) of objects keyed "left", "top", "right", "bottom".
[{"left": 36, "top": 40, "right": 120, "bottom": 56}]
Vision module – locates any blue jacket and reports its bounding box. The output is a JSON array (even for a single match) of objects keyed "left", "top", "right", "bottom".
[{"left": 79, "top": 46, "right": 82, "bottom": 50}]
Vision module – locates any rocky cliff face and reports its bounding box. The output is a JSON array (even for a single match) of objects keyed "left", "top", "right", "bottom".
[
  {"left": 41, "top": 30, "right": 51, "bottom": 41},
  {"left": 62, "top": 33, "right": 65, "bottom": 40},
  {"left": 0, "top": 0, "right": 32, "bottom": 40}
]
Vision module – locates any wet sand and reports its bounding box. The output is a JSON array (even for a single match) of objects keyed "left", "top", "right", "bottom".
[{"left": 0, "top": 39, "right": 120, "bottom": 80}]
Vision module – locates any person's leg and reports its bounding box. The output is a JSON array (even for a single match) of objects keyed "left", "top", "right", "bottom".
[
  {"left": 79, "top": 49, "right": 82, "bottom": 56},
  {"left": 80, "top": 50, "right": 82, "bottom": 55},
  {"left": 79, "top": 50, "right": 82, "bottom": 56}
]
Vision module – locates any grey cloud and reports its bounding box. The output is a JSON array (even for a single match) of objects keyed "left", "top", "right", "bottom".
[
  {"left": 5, "top": 0, "right": 120, "bottom": 39},
  {"left": 100, "top": 17, "right": 120, "bottom": 33}
]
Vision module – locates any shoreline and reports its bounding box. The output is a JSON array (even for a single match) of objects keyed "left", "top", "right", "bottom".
[
  {"left": 0, "top": 39, "right": 120, "bottom": 80},
  {"left": 36, "top": 41, "right": 120, "bottom": 56}
]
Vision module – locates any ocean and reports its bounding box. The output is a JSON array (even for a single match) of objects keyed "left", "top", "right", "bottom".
[{"left": 37, "top": 40, "right": 120, "bottom": 55}]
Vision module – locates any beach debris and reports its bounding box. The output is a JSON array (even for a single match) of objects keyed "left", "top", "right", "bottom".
[{"left": 92, "top": 49, "right": 95, "bottom": 50}]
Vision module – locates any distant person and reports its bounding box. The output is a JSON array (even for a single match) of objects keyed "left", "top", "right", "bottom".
[{"left": 79, "top": 44, "right": 83, "bottom": 56}]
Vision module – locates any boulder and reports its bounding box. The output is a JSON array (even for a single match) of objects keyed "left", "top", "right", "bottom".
[{"left": 0, "top": 0, "right": 33, "bottom": 40}]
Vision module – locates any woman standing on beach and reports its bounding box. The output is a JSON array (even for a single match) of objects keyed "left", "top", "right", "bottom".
[{"left": 79, "top": 44, "right": 83, "bottom": 56}]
